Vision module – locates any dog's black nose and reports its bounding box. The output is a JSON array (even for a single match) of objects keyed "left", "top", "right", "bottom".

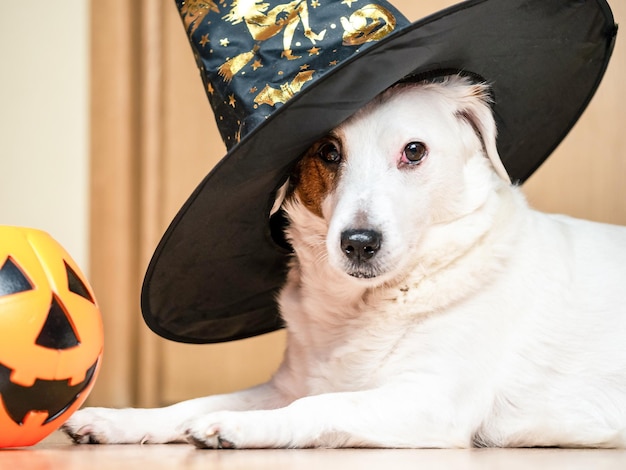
[{"left": 341, "top": 229, "right": 382, "bottom": 262}]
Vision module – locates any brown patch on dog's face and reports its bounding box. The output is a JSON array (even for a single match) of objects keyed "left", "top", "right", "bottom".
[{"left": 290, "top": 135, "right": 342, "bottom": 218}]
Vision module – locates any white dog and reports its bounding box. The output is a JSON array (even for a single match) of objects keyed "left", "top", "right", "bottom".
[{"left": 63, "top": 76, "right": 626, "bottom": 448}]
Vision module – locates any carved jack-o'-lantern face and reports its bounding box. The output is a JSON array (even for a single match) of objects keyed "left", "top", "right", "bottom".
[{"left": 0, "top": 226, "right": 103, "bottom": 448}]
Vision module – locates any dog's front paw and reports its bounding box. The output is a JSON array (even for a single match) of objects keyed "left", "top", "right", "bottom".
[
  {"left": 185, "top": 410, "right": 284, "bottom": 449},
  {"left": 62, "top": 407, "right": 127, "bottom": 444},
  {"left": 62, "top": 407, "right": 183, "bottom": 444},
  {"left": 184, "top": 411, "right": 242, "bottom": 449}
]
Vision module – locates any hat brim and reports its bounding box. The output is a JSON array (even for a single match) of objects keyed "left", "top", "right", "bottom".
[{"left": 142, "top": 0, "right": 616, "bottom": 343}]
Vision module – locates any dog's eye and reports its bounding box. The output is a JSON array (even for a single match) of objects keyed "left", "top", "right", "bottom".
[
  {"left": 318, "top": 142, "right": 341, "bottom": 164},
  {"left": 403, "top": 142, "right": 428, "bottom": 165}
]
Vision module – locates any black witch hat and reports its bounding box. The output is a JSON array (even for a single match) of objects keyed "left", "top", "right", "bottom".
[{"left": 141, "top": 0, "right": 617, "bottom": 343}]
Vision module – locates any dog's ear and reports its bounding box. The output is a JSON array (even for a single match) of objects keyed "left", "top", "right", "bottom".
[{"left": 456, "top": 83, "right": 511, "bottom": 183}]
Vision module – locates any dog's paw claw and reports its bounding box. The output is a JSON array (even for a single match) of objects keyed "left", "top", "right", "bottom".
[
  {"left": 61, "top": 424, "right": 103, "bottom": 445},
  {"left": 218, "top": 436, "right": 236, "bottom": 449},
  {"left": 186, "top": 432, "right": 214, "bottom": 449},
  {"left": 185, "top": 422, "right": 237, "bottom": 449}
]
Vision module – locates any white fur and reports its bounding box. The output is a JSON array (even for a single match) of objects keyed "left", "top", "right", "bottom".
[{"left": 63, "top": 76, "right": 626, "bottom": 448}]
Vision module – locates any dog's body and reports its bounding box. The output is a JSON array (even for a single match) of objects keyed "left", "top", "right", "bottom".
[{"left": 64, "top": 76, "right": 626, "bottom": 448}]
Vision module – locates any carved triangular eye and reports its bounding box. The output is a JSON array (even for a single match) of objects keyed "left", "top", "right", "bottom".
[
  {"left": 36, "top": 295, "right": 80, "bottom": 350},
  {"left": 0, "top": 257, "right": 34, "bottom": 297},
  {"left": 64, "top": 261, "right": 94, "bottom": 304}
]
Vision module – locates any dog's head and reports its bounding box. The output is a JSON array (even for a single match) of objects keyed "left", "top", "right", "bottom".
[{"left": 278, "top": 75, "right": 511, "bottom": 286}]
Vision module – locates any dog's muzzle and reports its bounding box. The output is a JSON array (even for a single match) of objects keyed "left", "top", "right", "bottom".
[{"left": 340, "top": 229, "right": 382, "bottom": 278}]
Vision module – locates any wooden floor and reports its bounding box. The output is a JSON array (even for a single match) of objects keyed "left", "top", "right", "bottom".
[{"left": 1, "top": 431, "right": 626, "bottom": 469}]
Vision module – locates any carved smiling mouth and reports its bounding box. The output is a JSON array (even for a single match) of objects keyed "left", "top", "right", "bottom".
[{"left": 0, "top": 359, "right": 98, "bottom": 425}]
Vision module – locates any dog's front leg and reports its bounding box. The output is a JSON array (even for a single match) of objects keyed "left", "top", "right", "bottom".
[
  {"left": 185, "top": 386, "right": 473, "bottom": 449},
  {"left": 62, "top": 382, "right": 289, "bottom": 444}
]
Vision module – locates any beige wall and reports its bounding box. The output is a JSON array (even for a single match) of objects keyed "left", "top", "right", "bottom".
[{"left": 0, "top": 1, "right": 90, "bottom": 271}]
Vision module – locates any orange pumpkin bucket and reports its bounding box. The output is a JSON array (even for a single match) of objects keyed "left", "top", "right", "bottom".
[{"left": 0, "top": 226, "right": 103, "bottom": 448}]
